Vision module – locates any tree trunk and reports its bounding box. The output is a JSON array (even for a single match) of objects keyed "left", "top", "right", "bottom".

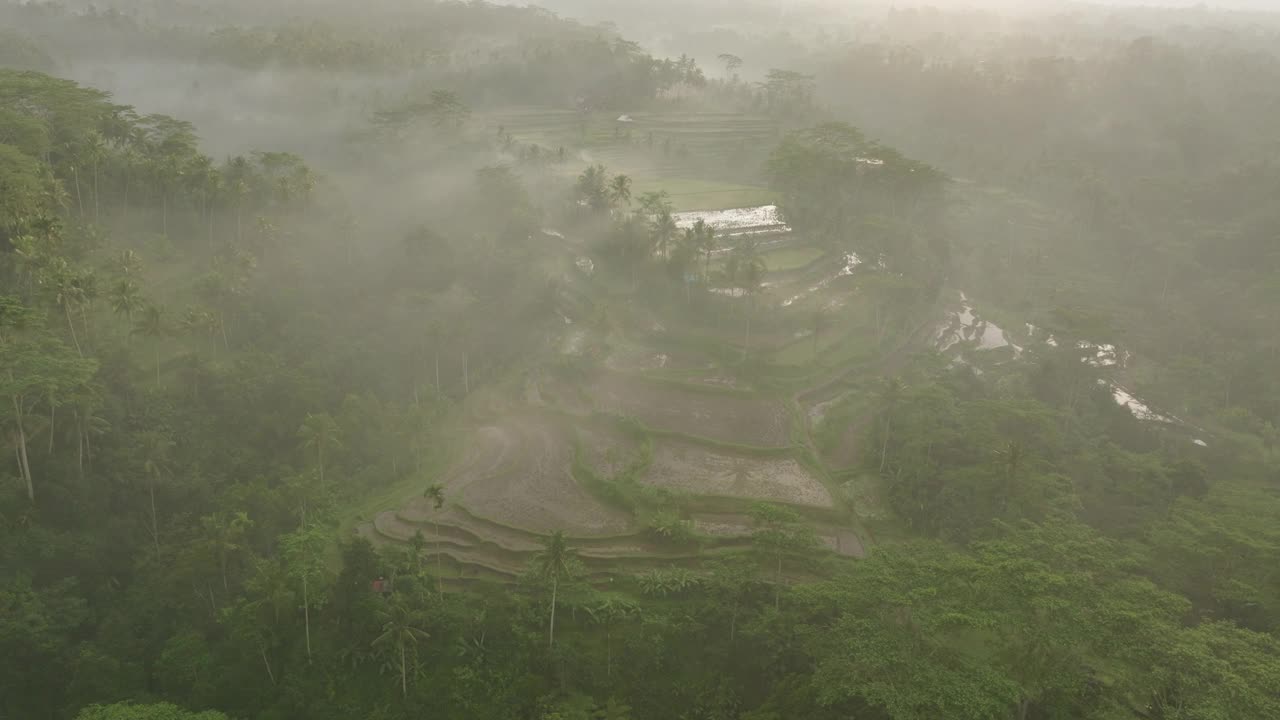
[
  {"left": 93, "top": 162, "right": 100, "bottom": 223},
  {"left": 76, "top": 411, "right": 84, "bottom": 478},
  {"left": 548, "top": 575, "right": 558, "bottom": 647},
  {"left": 400, "top": 642, "right": 408, "bottom": 698},
  {"left": 260, "top": 645, "right": 276, "bottom": 685},
  {"left": 64, "top": 303, "right": 83, "bottom": 357},
  {"left": 14, "top": 399, "right": 34, "bottom": 502},
  {"left": 81, "top": 304, "right": 91, "bottom": 350},
  {"left": 775, "top": 552, "right": 782, "bottom": 611},
  {"left": 879, "top": 416, "right": 892, "bottom": 474},
  {"left": 303, "top": 573, "right": 313, "bottom": 662},
  {"left": 221, "top": 552, "right": 229, "bottom": 594},
  {"left": 1017, "top": 697, "right": 1030, "bottom": 720},
  {"left": 149, "top": 478, "right": 160, "bottom": 553},
  {"left": 435, "top": 517, "right": 443, "bottom": 595},
  {"left": 73, "top": 165, "right": 84, "bottom": 218}
]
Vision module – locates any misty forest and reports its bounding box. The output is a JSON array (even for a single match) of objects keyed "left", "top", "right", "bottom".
[{"left": 2, "top": 0, "right": 1279, "bottom": 718}]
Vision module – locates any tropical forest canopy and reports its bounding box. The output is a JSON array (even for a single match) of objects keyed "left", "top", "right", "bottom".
[{"left": 1, "top": 1, "right": 1279, "bottom": 720}]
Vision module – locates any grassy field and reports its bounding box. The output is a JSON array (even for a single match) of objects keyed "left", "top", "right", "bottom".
[
  {"left": 485, "top": 108, "right": 779, "bottom": 211},
  {"left": 760, "top": 246, "right": 826, "bottom": 272},
  {"left": 630, "top": 177, "right": 775, "bottom": 212}
]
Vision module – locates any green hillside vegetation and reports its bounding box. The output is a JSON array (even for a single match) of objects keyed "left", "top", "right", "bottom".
[{"left": 2, "top": 3, "right": 1280, "bottom": 720}]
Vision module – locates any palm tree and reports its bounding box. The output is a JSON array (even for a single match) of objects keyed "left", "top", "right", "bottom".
[
  {"left": 202, "top": 511, "right": 252, "bottom": 594},
  {"left": 180, "top": 306, "right": 213, "bottom": 354},
  {"left": 75, "top": 269, "right": 98, "bottom": 351},
  {"left": 139, "top": 431, "right": 174, "bottom": 553},
  {"left": 423, "top": 483, "right": 446, "bottom": 594},
  {"left": 297, "top": 412, "right": 342, "bottom": 488},
  {"left": 608, "top": 174, "right": 632, "bottom": 208},
  {"left": 372, "top": 597, "right": 430, "bottom": 698},
  {"left": 694, "top": 220, "right": 718, "bottom": 280},
  {"left": 44, "top": 262, "right": 86, "bottom": 356},
  {"left": 614, "top": 214, "right": 649, "bottom": 291},
  {"left": 576, "top": 165, "right": 609, "bottom": 212},
  {"left": 115, "top": 249, "right": 143, "bottom": 277},
  {"left": 750, "top": 503, "right": 815, "bottom": 610},
  {"left": 730, "top": 240, "right": 767, "bottom": 359},
  {"left": 588, "top": 596, "right": 639, "bottom": 678},
  {"left": 110, "top": 279, "right": 145, "bottom": 329},
  {"left": 72, "top": 398, "right": 110, "bottom": 477},
  {"left": 534, "top": 531, "right": 577, "bottom": 647},
  {"left": 132, "top": 304, "right": 169, "bottom": 387},
  {"left": 877, "top": 377, "right": 904, "bottom": 474},
  {"left": 84, "top": 130, "right": 107, "bottom": 223},
  {"left": 649, "top": 209, "right": 679, "bottom": 260}
]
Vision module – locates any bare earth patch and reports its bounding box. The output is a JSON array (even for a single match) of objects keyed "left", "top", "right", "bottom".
[
  {"left": 592, "top": 373, "right": 791, "bottom": 447},
  {"left": 645, "top": 441, "right": 835, "bottom": 508},
  {"left": 434, "top": 414, "right": 634, "bottom": 537}
]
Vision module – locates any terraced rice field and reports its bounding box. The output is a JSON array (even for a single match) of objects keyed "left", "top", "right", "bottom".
[
  {"left": 352, "top": 124, "right": 903, "bottom": 583},
  {"left": 591, "top": 372, "right": 792, "bottom": 447},
  {"left": 645, "top": 441, "right": 835, "bottom": 508},
  {"left": 363, "top": 504, "right": 738, "bottom": 583},
  {"left": 437, "top": 414, "right": 634, "bottom": 536},
  {"left": 575, "top": 421, "right": 645, "bottom": 480}
]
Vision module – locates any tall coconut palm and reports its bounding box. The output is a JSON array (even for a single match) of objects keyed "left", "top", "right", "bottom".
[
  {"left": 43, "top": 261, "right": 86, "bottom": 356},
  {"left": 877, "top": 377, "right": 904, "bottom": 474},
  {"left": 608, "top": 174, "right": 632, "bottom": 208},
  {"left": 297, "top": 412, "right": 342, "bottom": 488},
  {"left": 423, "top": 483, "right": 447, "bottom": 594},
  {"left": 202, "top": 510, "right": 252, "bottom": 594},
  {"left": 132, "top": 304, "right": 169, "bottom": 387},
  {"left": 73, "top": 400, "right": 110, "bottom": 477},
  {"left": 110, "top": 279, "right": 144, "bottom": 329},
  {"left": 139, "top": 431, "right": 174, "bottom": 553},
  {"left": 372, "top": 597, "right": 430, "bottom": 698},
  {"left": 730, "top": 240, "right": 767, "bottom": 359},
  {"left": 534, "top": 531, "right": 577, "bottom": 648},
  {"left": 115, "top": 249, "right": 143, "bottom": 277},
  {"left": 649, "top": 209, "right": 679, "bottom": 260},
  {"left": 83, "top": 130, "right": 107, "bottom": 223},
  {"left": 694, "top": 220, "right": 718, "bottom": 280},
  {"left": 75, "top": 270, "right": 99, "bottom": 350},
  {"left": 587, "top": 596, "right": 640, "bottom": 678}
]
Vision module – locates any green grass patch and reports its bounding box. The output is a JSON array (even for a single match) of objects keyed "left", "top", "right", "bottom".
[
  {"left": 629, "top": 177, "right": 775, "bottom": 211},
  {"left": 760, "top": 246, "right": 827, "bottom": 272}
]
